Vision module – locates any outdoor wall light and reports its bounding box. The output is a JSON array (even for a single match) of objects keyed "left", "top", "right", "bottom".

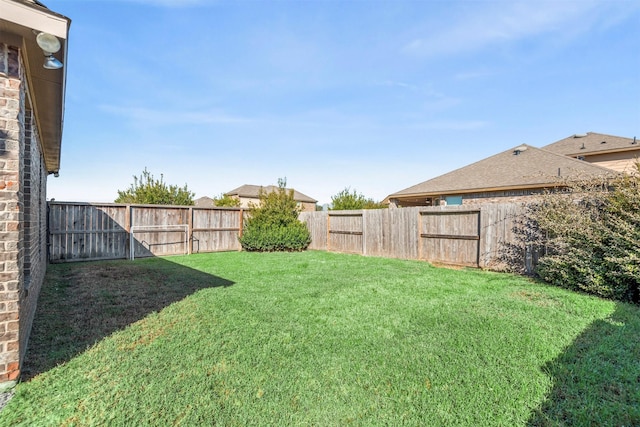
[{"left": 36, "top": 32, "right": 63, "bottom": 70}]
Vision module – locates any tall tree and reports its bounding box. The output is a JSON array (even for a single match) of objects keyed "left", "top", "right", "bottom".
[{"left": 115, "top": 168, "right": 194, "bottom": 205}]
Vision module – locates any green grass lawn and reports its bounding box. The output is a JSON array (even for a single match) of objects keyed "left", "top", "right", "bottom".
[{"left": 1, "top": 251, "right": 638, "bottom": 426}]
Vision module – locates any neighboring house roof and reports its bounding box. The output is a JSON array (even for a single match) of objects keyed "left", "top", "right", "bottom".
[
  {"left": 225, "top": 185, "right": 317, "bottom": 203},
  {"left": 542, "top": 132, "right": 639, "bottom": 157},
  {"left": 388, "top": 144, "right": 617, "bottom": 199},
  {"left": 1, "top": 0, "right": 71, "bottom": 173},
  {"left": 194, "top": 196, "right": 215, "bottom": 208}
]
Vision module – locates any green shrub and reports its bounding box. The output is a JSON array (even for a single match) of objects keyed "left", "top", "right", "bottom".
[
  {"left": 508, "top": 165, "right": 639, "bottom": 303},
  {"left": 239, "top": 179, "right": 311, "bottom": 252},
  {"left": 239, "top": 220, "right": 311, "bottom": 252}
]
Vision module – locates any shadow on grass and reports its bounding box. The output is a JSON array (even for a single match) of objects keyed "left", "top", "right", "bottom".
[
  {"left": 528, "top": 303, "right": 640, "bottom": 426},
  {"left": 21, "top": 257, "right": 233, "bottom": 381}
]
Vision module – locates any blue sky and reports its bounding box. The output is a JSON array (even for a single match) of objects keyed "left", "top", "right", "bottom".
[{"left": 46, "top": 0, "right": 640, "bottom": 205}]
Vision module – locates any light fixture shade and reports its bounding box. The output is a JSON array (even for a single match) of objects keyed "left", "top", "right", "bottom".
[
  {"left": 43, "top": 55, "right": 63, "bottom": 70},
  {"left": 36, "top": 32, "right": 61, "bottom": 54}
]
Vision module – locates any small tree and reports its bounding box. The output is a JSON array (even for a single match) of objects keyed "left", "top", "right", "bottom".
[
  {"left": 213, "top": 193, "right": 241, "bottom": 207},
  {"left": 330, "top": 187, "right": 386, "bottom": 210},
  {"left": 115, "top": 168, "right": 194, "bottom": 205},
  {"left": 239, "top": 178, "right": 311, "bottom": 251}
]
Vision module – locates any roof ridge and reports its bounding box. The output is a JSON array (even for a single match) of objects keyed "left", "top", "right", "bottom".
[{"left": 585, "top": 131, "right": 634, "bottom": 140}]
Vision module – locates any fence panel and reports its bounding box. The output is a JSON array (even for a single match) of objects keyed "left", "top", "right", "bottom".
[
  {"left": 328, "top": 212, "right": 364, "bottom": 254},
  {"left": 48, "top": 203, "right": 128, "bottom": 262},
  {"left": 478, "top": 203, "right": 521, "bottom": 270},
  {"left": 363, "top": 209, "right": 389, "bottom": 257},
  {"left": 388, "top": 207, "right": 420, "bottom": 260},
  {"left": 130, "top": 206, "right": 190, "bottom": 258},
  {"left": 299, "top": 211, "right": 328, "bottom": 250},
  {"left": 191, "top": 208, "right": 243, "bottom": 253},
  {"left": 419, "top": 209, "right": 480, "bottom": 267},
  {"left": 48, "top": 202, "right": 245, "bottom": 262}
]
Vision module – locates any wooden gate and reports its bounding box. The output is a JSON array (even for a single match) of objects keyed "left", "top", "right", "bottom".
[{"left": 418, "top": 209, "right": 481, "bottom": 267}]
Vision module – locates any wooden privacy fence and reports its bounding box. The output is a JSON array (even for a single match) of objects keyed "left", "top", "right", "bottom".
[
  {"left": 300, "top": 204, "right": 522, "bottom": 269},
  {"left": 49, "top": 201, "right": 525, "bottom": 269},
  {"left": 48, "top": 202, "right": 245, "bottom": 262}
]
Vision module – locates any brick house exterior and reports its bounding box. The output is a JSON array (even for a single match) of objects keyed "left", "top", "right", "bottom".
[{"left": 0, "top": 0, "right": 70, "bottom": 389}]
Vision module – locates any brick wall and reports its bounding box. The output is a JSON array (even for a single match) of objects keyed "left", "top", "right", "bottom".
[
  {"left": 461, "top": 189, "right": 545, "bottom": 205},
  {"left": 19, "top": 108, "right": 48, "bottom": 377},
  {"left": 0, "top": 42, "right": 49, "bottom": 387},
  {"left": 0, "top": 42, "right": 25, "bottom": 386}
]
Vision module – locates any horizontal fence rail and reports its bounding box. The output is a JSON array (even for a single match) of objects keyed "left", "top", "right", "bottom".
[{"left": 48, "top": 202, "right": 245, "bottom": 262}]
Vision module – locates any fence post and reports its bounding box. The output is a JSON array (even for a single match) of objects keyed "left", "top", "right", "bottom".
[
  {"left": 46, "top": 202, "right": 51, "bottom": 262},
  {"left": 188, "top": 207, "right": 193, "bottom": 255},
  {"left": 417, "top": 210, "right": 422, "bottom": 260},
  {"left": 326, "top": 213, "right": 331, "bottom": 251},
  {"left": 362, "top": 211, "right": 366, "bottom": 255},
  {"left": 125, "top": 204, "right": 132, "bottom": 260},
  {"left": 476, "top": 209, "right": 482, "bottom": 268},
  {"left": 238, "top": 209, "right": 243, "bottom": 251}
]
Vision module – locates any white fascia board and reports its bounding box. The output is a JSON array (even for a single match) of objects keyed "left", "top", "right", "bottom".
[{"left": 0, "top": 0, "right": 69, "bottom": 39}]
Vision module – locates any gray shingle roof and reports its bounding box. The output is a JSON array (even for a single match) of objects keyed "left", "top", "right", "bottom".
[
  {"left": 194, "top": 196, "right": 215, "bottom": 208},
  {"left": 225, "top": 185, "right": 317, "bottom": 203},
  {"left": 542, "top": 132, "right": 639, "bottom": 156},
  {"left": 389, "top": 144, "right": 617, "bottom": 198}
]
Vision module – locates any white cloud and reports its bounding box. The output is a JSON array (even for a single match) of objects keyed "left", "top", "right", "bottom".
[
  {"left": 402, "top": 1, "right": 602, "bottom": 57},
  {"left": 117, "top": 0, "right": 212, "bottom": 7},
  {"left": 378, "top": 80, "right": 420, "bottom": 91},
  {"left": 416, "top": 120, "right": 489, "bottom": 131},
  {"left": 99, "top": 105, "right": 252, "bottom": 126},
  {"left": 454, "top": 69, "right": 496, "bottom": 81}
]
